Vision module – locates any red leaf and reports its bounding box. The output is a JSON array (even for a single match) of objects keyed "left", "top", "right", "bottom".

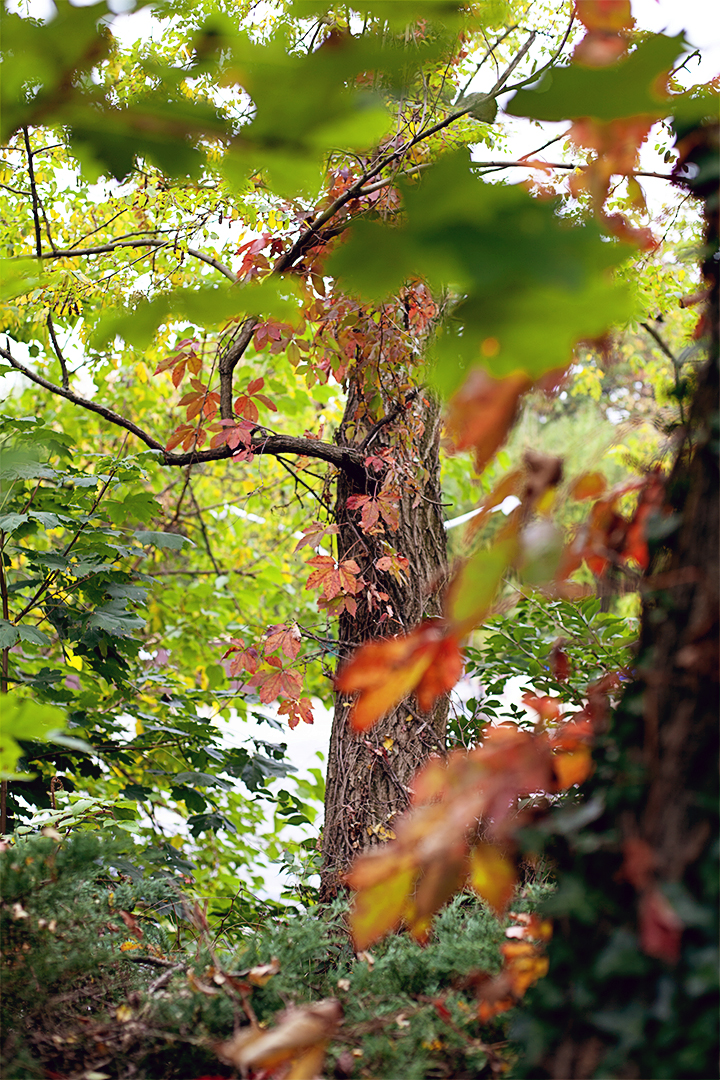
[
  {"left": 223, "top": 639, "right": 259, "bottom": 676},
  {"left": 620, "top": 837, "right": 656, "bottom": 892},
  {"left": 248, "top": 665, "right": 303, "bottom": 704},
  {"left": 294, "top": 521, "right": 339, "bottom": 552},
  {"left": 234, "top": 395, "right": 259, "bottom": 423},
  {"left": 549, "top": 642, "right": 571, "bottom": 682},
  {"left": 639, "top": 888, "right": 682, "bottom": 963},
  {"left": 265, "top": 623, "right": 302, "bottom": 661},
  {"left": 278, "top": 697, "right": 314, "bottom": 729},
  {"left": 306, "top": 555, "right": 361, "bottom": 600}
]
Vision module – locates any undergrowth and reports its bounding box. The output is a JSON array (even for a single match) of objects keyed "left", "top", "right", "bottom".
[{"left": 0, "top": 832, "right": 552, "bottom": 1079}]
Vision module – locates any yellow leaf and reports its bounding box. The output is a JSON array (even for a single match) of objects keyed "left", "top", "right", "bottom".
[
  {"left": 349, "top": 865, "right": 416, "bottom": 951},
  {"left": 468, "top": 843, "right": 515, "bottom": 914},
  {"left": 115, "top": 1004, "right": 133, "bottom": 1023}
]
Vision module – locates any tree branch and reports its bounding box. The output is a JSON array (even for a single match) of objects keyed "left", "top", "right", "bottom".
[
  {"left": 22, "top": 127, "right": 42, "bottom": 258},
  {"left": 359, "top": 389, "right": 420, "bottom": 452},
  {"left": 640, "top": 321, "right": 680, "bottom": 364},
  {"left": 219, "top": 316, "right": 258, "bottom": 419},
  {"left": 37, "top": 237, "right": 237, "bottom": 282},
  {"left": 0, "top": 341, "right": 364, "bottom": 476},
  {"left": 46, "top": 313, "right": 70, "bottom": 390},
  {"left": 470, "top": 160, "right": 674, "bottom": 180}
]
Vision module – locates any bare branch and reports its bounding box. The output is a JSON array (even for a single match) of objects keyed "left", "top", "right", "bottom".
[
  {"left": 640, "top": 321, "right": 679, "bottom": 364},
  {"left": 37, "top": 237, "right": 237, "bottom": 282},
  {"left": 46, "top": 313, "right": 70, "bottom": 390},
  {"left": 502, "top": 12, "right": 575, "bottom": 95},
  {"left": 22, "top": 127, "right": 43, "bottom": 258},
  {"left": 219, "top": 316, "right": 258, "bottom": 419},
  {"left": 470, "top": 160, "right": 674, "bottom": 181}
]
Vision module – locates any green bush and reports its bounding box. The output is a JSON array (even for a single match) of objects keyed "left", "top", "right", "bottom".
[{"left": 0, "top": 832, "right": 554, "bottom": 1079}]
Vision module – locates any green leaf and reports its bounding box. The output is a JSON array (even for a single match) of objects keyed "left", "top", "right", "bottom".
[
  {"left": 0, "top": 513, "right": 29, "bottom": 534},
  {"left": 330, "top": 150, "right": 634, "bottom": 391},
  {"left": 17, "top": 624, "right": 51, "bottom": 646},
  {"left": 134, "top": 530, "right": 193, "bottom": 550},
  {"left": 0, "top": 695, "right": 68, "bottom": 780},
  {"left": 0, "top": 620, "right": 20, "bottom": 650},
  {"left": 506, "top": 34, "right": 686, "bottom": 123},
  {"left": 0, "top": 259, "right": 44, "bottom": 303}
]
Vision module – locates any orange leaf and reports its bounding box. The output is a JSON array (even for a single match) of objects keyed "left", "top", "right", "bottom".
[
  {"left": 468, "top": 843, "right": 516, "bottom": 914},
  {"left": 348, "top": 863, "right": 416, "bottom": 951},
  {"left": 501, "top": 940, "right": 549, "bottom": 996},
  {"left": 306, "top": 555, "right": 361, "bottom": 600},
  {"left": 553, "top": 744, "right": 593, "bottom": 790},
  {"left": 445, "top": 369, "right": 529, "bottom": 471},
  {"left": 335, "top": 622, "right": 451, "bottom": 732},
  {"left": 523, "top": 693, "right": 561, "bottom": 725},
  {"left": 569, "top": 471, "right": 607, "bottom": 501},
  {"left": 415, "top": 635, "right": 464, "bottom": 712},
  {"left": 278, "top": 697, "right": 314, "bottom": 730}
]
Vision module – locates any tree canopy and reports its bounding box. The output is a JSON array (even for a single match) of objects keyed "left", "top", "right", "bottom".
[{"left": 0, "top": 0, "right": 717, "bottom": 1077}]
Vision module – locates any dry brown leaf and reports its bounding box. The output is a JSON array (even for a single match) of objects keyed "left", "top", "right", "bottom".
[{"left": 218, "top": 999, "right": 342, "bottom": 1073}]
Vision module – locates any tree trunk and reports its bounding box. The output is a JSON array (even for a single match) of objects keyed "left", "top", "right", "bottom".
[
  {"left": 320, "top": 377, "right": 448, "bottom": 896},
  {"left": 514, "top": 124, "right": 719, "bottom": 1080}
]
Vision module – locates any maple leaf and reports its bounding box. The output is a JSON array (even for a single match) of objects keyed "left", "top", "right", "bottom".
[
  {"left": 305, "top": 555, "right": 361, "bottom": 600},
  {"left": 264, "top": 623, "right": 302, "bottom": 661},
  {"left": 277, "top": 697, "right": 314, "bottom": 730}
]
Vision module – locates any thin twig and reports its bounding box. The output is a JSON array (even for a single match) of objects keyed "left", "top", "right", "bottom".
[
  {"left": 22, "top": 127, "right": 42, "bottom": 258},
  {"left": 46, "top": 313, "right": 70, "bottom": 389},
  {"left": 36, "top": 238, "right": 237, "bottom": 282}
]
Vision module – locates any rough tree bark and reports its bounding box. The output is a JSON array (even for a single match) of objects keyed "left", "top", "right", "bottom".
[
  {"left": 517, "top": 119, "right": 719, "bottom": 1080},
  {"left": 320, "top": 377, "right": 449, "bottom": 895}
]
